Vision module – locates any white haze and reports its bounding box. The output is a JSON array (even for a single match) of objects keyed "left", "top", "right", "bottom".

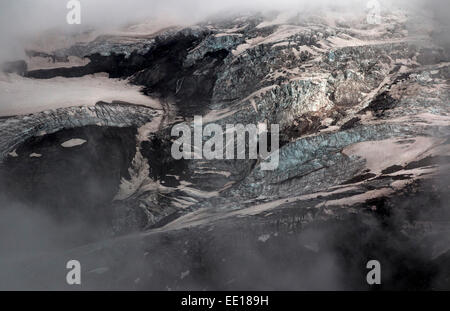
[{"left": 1, "top": 0, "right": 445, "bottom": 63}]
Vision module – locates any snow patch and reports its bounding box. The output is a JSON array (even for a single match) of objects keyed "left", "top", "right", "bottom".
[
  {"left": 180, "top": 270, "right": 190, "bottom": 280},
  {"left": 342, "top": 137, "right": 441, "bottom": 174},
  {"left": 0, "top": 74, "right": 161, "bottom": 116},
  {"left": 61, "top": 138, "right": 87, "bottom": 148},
  {"left": 258, "top": 234, "right": 271, "bottom": 242}
]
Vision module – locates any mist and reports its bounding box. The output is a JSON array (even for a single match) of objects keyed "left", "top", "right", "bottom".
[{"left": 1, "top": 0, "right": 447, "bottom": 63}]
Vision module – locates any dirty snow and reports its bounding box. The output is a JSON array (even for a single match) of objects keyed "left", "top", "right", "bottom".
[
  {"left": 342, "top": 137, "right": 441, "bottom": 174},
  {"left": 27, "top": 56, "right": 90, "bottom": 71}
]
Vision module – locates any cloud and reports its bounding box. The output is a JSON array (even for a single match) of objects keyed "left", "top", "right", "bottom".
[{"left": 0, "top": 0, "right": 428, "bottom": 62}]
